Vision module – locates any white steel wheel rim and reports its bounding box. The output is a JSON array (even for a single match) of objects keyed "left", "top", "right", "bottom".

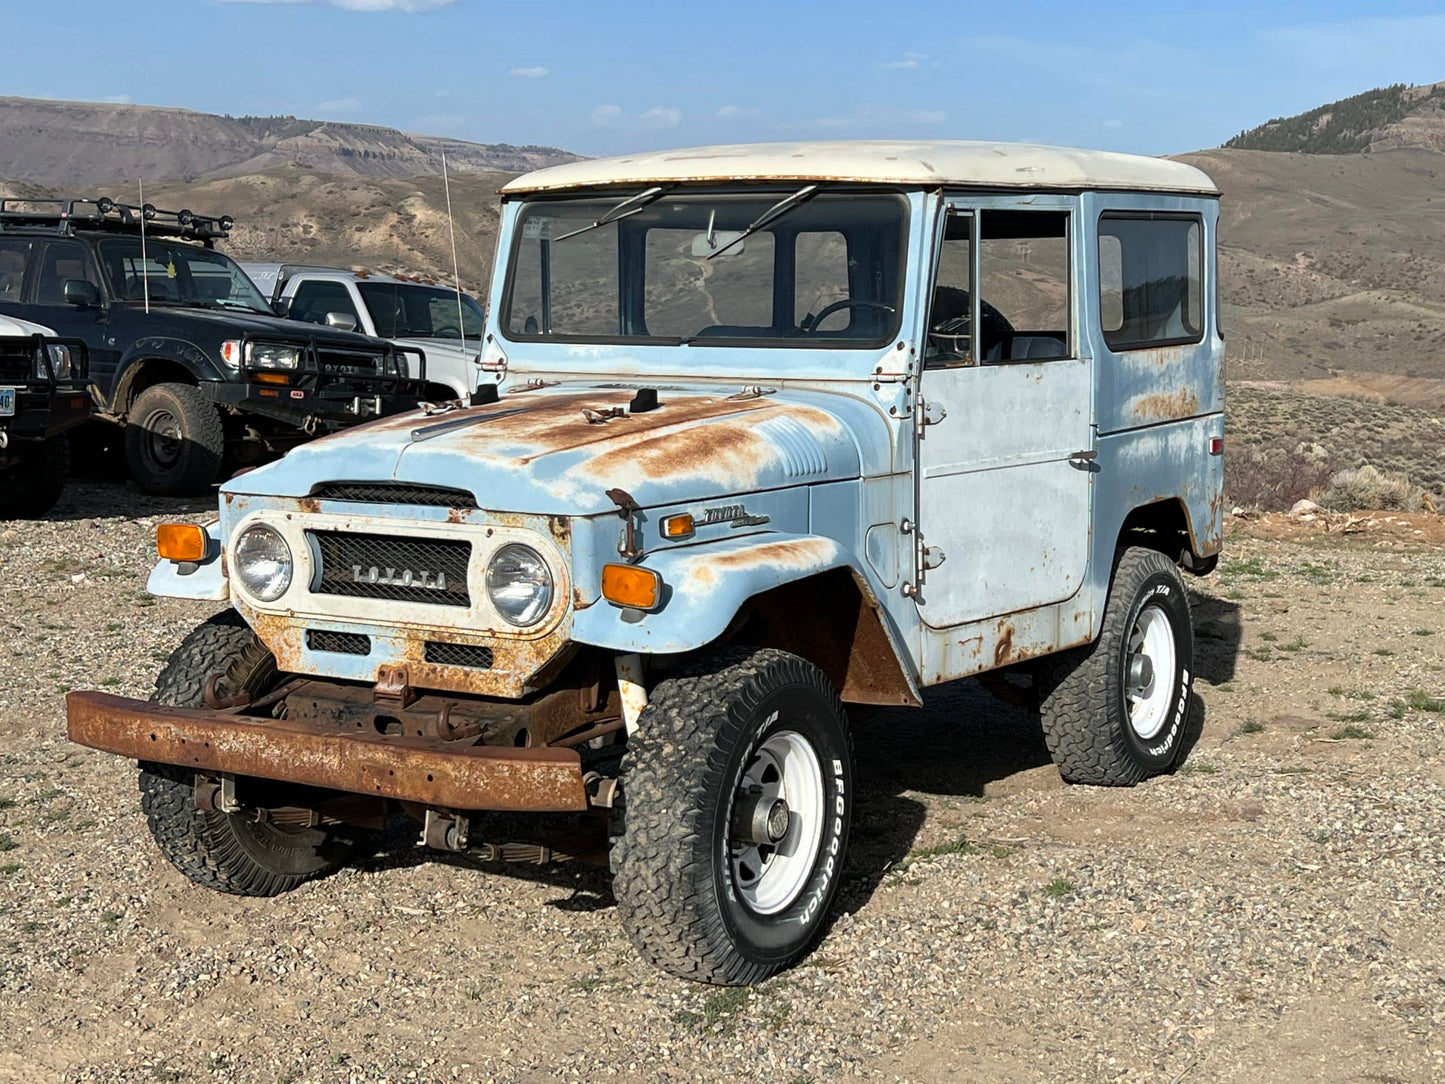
[
  {"left": 1126, "top": 605, "right": 1177, "bottom": 741},
  {"left": 731, "top": 730, "right": 826, "bottom": 915}
]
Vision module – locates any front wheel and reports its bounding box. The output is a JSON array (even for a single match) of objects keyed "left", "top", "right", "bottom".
[
  {"left": 125, "top": 382, "right": 225, "bottom": 496},
  {"left": 1037, "top": 546, "right": 1195, "bottom": 785},
  {"left": 0, "top": 434, "right": 70, "bottom": 518},
  {"left": 611, "top": 648, "right": 853, "bottom": 985},
  {"left": 139, "top": 611, "right": 359, "bottom": 896}
]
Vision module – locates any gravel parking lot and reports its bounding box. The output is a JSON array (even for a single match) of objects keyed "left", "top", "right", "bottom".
[{"left": 1, "top": 485, "right": 1443, "bottom": 1083}]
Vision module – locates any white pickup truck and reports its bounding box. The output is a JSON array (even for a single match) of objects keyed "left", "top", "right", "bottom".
[{"left": 242, "top": 264, "right": 483, "bottom": 401}]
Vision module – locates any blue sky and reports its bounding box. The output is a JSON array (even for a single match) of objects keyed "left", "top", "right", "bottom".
[{"left": 4, "top": 0, "right": 1445, "bottom": 157}]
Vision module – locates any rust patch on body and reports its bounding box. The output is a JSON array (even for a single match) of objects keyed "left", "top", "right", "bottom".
[
  {"left": 65, "top": 691, "right": 589, "bottom": 812},
  {"left": 1130, "top": 389, "right": 1200, "bottom": 423},
  {"left": 992, "top": 623, "right": 1015, "bottom": 667}
]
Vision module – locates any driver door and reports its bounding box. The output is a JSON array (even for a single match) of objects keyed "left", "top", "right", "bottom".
[{"left": 913, "top": 197, "right": 1094, "bottom": 633}]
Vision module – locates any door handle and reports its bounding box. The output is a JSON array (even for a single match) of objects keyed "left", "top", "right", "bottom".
[{"left": 1068, "top": 449, "right": 1098, "bottom": 471}]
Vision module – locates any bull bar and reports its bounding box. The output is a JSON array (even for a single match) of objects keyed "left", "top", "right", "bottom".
[{"left": 65, "top": 691, "right": 590, "bottom": 813}]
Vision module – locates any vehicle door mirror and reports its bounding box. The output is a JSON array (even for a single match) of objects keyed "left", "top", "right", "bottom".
[
  {"left": 271, "top": 297, "right": 291, "bottom": 318},
  {"left": 63, "top": 279, "right": 100, "bottom": 307},
  {"left": 324, "top": 311, "right": 357, "bottom": 332}
]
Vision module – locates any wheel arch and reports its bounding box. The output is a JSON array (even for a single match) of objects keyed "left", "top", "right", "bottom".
[
  {"left": 1115, "top": 497, "right": 1217, "bottom": 575},
  {"left": 113, "top": 340, "right": 224, "bottom": 414}
]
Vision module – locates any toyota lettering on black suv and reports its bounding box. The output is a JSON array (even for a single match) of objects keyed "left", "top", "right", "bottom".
[{"left": 0, "top": 197, "right": 425, "bottom": 496}]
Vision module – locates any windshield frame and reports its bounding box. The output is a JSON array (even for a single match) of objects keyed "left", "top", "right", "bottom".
[
  {"left": 497, "top": 186, "right": 912, "bottom": 351},
  {"left": 96, "top": 238, "right": 273, "bottom": 314}
]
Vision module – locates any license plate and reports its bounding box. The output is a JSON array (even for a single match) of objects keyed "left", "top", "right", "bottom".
[{"left": 0, "top": 388, "right": 14, "bottom": 417}]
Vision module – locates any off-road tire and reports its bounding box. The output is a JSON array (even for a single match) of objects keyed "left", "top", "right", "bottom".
[
  {"left": 611, "top": 647, "right": 853, "bottom": 985},
  {"left": 125, "top": 382, "right": 224, "bottom": 497},
  {"left": 138, "top": 611, "right": 356, "bottom": 896},
  {"left": 0, "top": 434, "right": 70, "bottom": 518},
  {"left": 1037, "top": 547, "right": 1195, "bottom": 786}
]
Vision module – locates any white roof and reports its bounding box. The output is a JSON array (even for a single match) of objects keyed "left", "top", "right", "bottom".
[
  {"left": 0, "top": 314, "right": 54, "bottom": 337},
  {"left": 501, "top": 140, "right": 1219, "bottom": 196}
]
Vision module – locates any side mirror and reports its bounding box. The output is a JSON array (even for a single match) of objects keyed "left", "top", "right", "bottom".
[
  {"left": 324, "top": 311, "right": 358, "bottom": 332},
  {"left": 63, "top": 279, "right": 100, "bottom": 307},
  {"left": 271, "top": 297, "right": 291, "bottom": 318}
]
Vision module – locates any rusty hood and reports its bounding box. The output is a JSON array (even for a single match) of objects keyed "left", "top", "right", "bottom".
[{"left": 235, "top": 385, "right": 866, "bottom": 514}]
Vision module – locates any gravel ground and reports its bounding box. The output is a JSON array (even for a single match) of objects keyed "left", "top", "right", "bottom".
[{"left": 1, "top": 483, "right": 1443, "bottom": 1083}]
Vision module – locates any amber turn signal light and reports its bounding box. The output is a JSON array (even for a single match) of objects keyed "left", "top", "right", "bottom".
[
  {"left": 157, "top": 523, "right": 207, "bottom": 563},
  {"left": 660, "top": 513, "right": 694, "bottom": 539},
  {"left": 601, "top": 564, "right": 663, "bottom": 610},
  {"left": 250, "top": 371, "right": 290, "bottom": 386}
]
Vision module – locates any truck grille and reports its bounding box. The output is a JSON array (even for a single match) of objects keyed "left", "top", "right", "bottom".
[
  {"left": 0, "top": 339, "right": 35, "bottom": 383},
  {"left": 424, "top": 641, "right": 494, "bottom": 669},
  {"left": 309, "top": 530, "right": 472, "bottom": 607},
  {"left": 309, "top": 482, "right": 476, "bottom": 508},
  {"left": 316, "top": 348, "right": 384, "bottom": 378},
  {"left": 307, "top": 629, "right": 372, "bottom": 656}
]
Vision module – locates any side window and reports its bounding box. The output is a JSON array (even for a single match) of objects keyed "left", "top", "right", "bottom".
[
  {"left": 924, "top": 210, "right": 973, "bottom": 367},
  {"left": 978, "top": 210, "right": 1071, "bottom": 362},
  {"left": 0, "top": 239, "right": 32, "bottom": 303},
  {"left": 794, "top": 231, "right": 849, "bottom": 330},
  {"left": 35, "top": 241, "right": 100, "bottom": 305},
  {"left": 290, "top": 281, "right": 359, "bottom": 326},
  {"left": 1098, "top": 214, "right": 1203, "bottom": 350}
]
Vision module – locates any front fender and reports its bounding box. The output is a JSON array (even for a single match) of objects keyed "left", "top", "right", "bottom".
[
  {"left": 145, "top": 523, "right": 229, "bottom": 601},
  {"left": 113, "top": 337, "right": 227, "bottom": 406}
]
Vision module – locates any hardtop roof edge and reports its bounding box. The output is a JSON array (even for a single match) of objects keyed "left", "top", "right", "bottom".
[{"left": 500, "top": 140, "right": 1220, "bottom": 198}]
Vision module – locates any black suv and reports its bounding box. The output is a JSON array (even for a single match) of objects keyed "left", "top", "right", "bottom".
[
  {"left": 0, "top": 317, "right": 90, "bottom": 516},
  {"left": 0, "top": 198, "right": 425, "bottom": 496}
]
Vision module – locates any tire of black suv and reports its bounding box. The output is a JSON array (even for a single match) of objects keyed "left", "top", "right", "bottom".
[
  {"left": 125, "top": 382, "right": 225, "bottom": 496},
  {"left": 139, "top": 611, "right": 360, "bottom": 896},
  {"left": 611, "top": 647, "right": 853, "bottom": 986},
  {"left": 1037, "top": 546, "right": 1195, "bottom": 786},
  {"left": 0, "top": 434, "right": 69, "bottom": 518}
]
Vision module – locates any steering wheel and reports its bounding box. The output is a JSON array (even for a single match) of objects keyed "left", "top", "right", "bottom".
[
  {"left": 800, "top": 299, "right": 896, "bottom": 334},
  {"left": 433, "top": 323, "right": 462, "bottom": 338}
]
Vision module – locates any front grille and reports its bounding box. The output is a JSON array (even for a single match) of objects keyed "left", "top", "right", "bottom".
[
  {"left": 0, "top": 339, "right": 35, "bottom": 383},
  {"left": 309, "top": 482, "right": 476, "bottom": 509},
  {"left": 310, "top": 530, "right": 472, "bottom": 607},
  {"left": 424, "top": 641, "right": 494, "bottom": 669},
  {"left": 307, "top": 629, "right": 371, "bottom": 655},
  {"left": 316, "top": 348, "right": 383, "bottom": 378}
]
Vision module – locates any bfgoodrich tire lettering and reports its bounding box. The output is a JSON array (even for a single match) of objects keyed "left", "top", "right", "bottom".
[
  {"left": 1038, "top": 546, "right": 1194, "bottom": 786},
  {"left": 139, "top": 610, "right": 357, "bottom": 896},
  {"left": 611, "top": 647, "right": 853, "bottom": 985}
]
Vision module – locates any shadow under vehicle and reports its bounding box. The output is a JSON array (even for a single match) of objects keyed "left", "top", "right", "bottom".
[
  {"left": 0, "top": 198, "right": 425, "bottom": 496},
  {"left": 66, "top": 141, "right": 1226, "bottom": 985}
]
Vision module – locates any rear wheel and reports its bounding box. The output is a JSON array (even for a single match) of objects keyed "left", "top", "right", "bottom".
[
  {"left": 1037, "top": 547, "right": 1195, "bottom": 785},
  {"left": 125, "top": 382, "right": 224, "bottom": 496},
  {"left": 139, "top": 611, "right": 358, "bottom": 896},
  {"left": 611, "top": 647, "right": 853, "bottom": 985},
  {"left": 0, "top": 434, "right": 69, "bottom": 518}
]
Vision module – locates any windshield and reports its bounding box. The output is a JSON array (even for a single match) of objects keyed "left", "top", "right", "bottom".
[
  {"left": 502, "top": 191, "right": 908, "bottom": 347},
  {"left": 358, "top": 282, "right": 486, "bottom": 340},
  {"left": 97, "top": 239, "right": 272, "bottom": 313}
]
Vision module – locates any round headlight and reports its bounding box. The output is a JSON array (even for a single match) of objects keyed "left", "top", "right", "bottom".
[
  {"left": 485, "top": 543, "right": 552, "bottom": 627},
  {"left": 234, "top": 524, "right": 293, "bottom": 602}
]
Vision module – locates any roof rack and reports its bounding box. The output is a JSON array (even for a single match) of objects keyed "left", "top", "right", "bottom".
[{"left": 0, "top": 197, "right": 233, "bottom": 246}]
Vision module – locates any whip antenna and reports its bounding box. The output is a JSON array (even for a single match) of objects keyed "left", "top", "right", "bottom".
[
  {"left": 138, "top": 180, "right": 150, "bottom": 314},
  {"left": 441, "top": 150, "right": 467, "bottom": 357}
]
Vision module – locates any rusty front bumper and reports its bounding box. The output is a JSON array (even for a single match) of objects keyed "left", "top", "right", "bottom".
[{"left": 65, "top": 691, "right": 589, "bottom": 812}]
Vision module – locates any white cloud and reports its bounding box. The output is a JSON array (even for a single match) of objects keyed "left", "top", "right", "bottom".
[
  {"left": 317, "top": 96, "right": 363, "bottom": 114},
  {"left": 716, "top": 104, "right": 758, "bottom": 119},
  {"left": 218, "top": 0, "right": 456, "bottom": 12},
  {"left": 880, "top": 50, "right": 929, "bottom": 70},
  {"left": 591, "top": 104, "right": 681, "bottom": 129},
  {"left": 1102, "top": 119, "right": 1123, "bottom": 129},
  {"left": 509, "top": 66, "right": 550, "bottom": 79}
]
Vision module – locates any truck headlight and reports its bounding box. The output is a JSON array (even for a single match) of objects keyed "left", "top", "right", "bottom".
[
  {"left": 234, "top": 524, "right": 293, "bottom": 602},
  {"left": 486, "top": 543, "right": 552, "bottom": 627},
  {"left": 246, "top": 343, "right": 302, "bottom": 370},
  {"left": 36, "top": 344, "right": 72, "bottom": 381}
]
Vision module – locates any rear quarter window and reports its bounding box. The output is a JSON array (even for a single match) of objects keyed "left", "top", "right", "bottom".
[{"left": 1098, "top": 214, "right": 1203, "bottom": 351}]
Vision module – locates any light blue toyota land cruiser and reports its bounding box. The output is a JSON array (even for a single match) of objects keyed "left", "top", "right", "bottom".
[{"left": 68, "top": 141, "right": 1224, "bottom": 986}]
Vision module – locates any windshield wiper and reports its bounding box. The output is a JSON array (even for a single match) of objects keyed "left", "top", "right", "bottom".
[
  {"left": 554, "top": 186, "right": 669, "bottom": 243},
  {"left": 707, "top": 184, "right": 820, "bottom": 261}
]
